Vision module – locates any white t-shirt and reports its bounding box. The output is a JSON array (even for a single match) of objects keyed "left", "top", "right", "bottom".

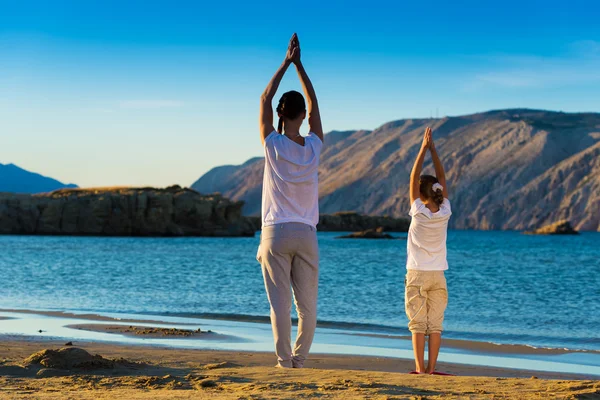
[
  {"left": 406, "top": 198, "right": 452, "bottom": 271},
  {"left": 261, "top": 131, "right": 322, "bottom": 228}
]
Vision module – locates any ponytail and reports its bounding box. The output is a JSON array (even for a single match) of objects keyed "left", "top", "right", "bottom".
[
  {"left": 276, "top": 94, "right": 286, "bottom": 134},
  {"left": 432, "top": 189, "right": 444, "bottom": 206},
  {"left": 419, "top": 175, "right": 444, "bottom": 206},
  {"left": 275, "top": 91, "right": 305, "bottom": 134}
]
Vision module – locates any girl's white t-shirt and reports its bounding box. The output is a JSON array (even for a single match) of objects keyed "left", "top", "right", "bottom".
[
  {"left": 261, "top": 131, "right": 322, "bottom": 228},
  {"left": 406, "top": 198, "right": 452, "bottom": 271}
]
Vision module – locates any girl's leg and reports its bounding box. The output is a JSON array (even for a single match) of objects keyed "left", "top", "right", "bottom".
[
  {"left": 405, "top": 271, "right": 428, "bottom": 373},
  {"left": 426, "top": 333, "right": 441, "bottom": 373},
  {"left": 425, "top": 272, "right": 448, "bottom": 373},
  {"left": 412, "top": 333, "right": 426, "bottom": 373}
]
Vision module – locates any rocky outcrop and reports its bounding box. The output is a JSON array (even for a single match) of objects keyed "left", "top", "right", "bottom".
[
  {"left": 192, "top": 109, "right": 600, "bottom": 232},
  {"left": 0, "top": 186, "right": 255, "bottom": 237},
  {"left": 244, "top": 212, "right": 409, "bottom": 232},
  {"left": 525, "top": 220, "right": 579, "bottom": 235},
  {"left": 317, "top": 212, "right": 409, "bottom": 232},
  {"left": 337, "top": 227, "right": 399, "bottom": 239}
]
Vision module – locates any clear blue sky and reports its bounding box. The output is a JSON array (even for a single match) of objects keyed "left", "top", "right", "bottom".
[{"left": 1, "top": 0, "right": 599, "bottom": 187}]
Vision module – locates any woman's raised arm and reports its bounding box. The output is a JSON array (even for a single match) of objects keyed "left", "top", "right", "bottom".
[
  {"left": 259, "top": 34, "right": 298, "bottom": 145},
  {"left": 292, "top": 36, "right": 324, "bottom": 142}
]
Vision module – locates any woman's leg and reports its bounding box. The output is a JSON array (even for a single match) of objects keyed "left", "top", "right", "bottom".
[
  {"left": 260, "top": 230, "right": 294, "bottom": 367},
  {"left": 290, "top": 228, "right": 319, "bottom": 368}
]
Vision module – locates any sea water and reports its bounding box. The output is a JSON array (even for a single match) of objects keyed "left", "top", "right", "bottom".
[{"left": 1, "top": 231, "right": 599, "bottom": 351}]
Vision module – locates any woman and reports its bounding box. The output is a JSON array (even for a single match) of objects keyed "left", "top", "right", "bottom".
[
  {"left": 257, "top": 33, "right": 324, "bottom": 368},
  {"left": 405, "top": 127, "right": 452, "bottom": 375}
]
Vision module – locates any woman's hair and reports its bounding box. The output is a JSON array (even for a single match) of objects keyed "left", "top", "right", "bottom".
[
  {"left": 276, "top": 90, "right": 306, "bottom": 133},
  {"left": 419, "top": 175, "right": 444, "bottom": 206}
]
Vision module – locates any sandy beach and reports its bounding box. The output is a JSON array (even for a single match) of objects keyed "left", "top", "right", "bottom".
[
  {"left": 0, "top": 339, "right": 600, "bottom": 399},
  {"left": 1, "top": 310, "right": 599, "bottom": 398},
  {"left": 0, "top": 338, "right": 599, "bottom": 399}
]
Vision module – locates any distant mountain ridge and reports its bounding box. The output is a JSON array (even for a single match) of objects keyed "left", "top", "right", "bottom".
[
  {"left": 0, "top": 163, "right": 78, "bottom": 194},
  {"left": 191, "top": 109, "right": 600, "bottom": 231}
]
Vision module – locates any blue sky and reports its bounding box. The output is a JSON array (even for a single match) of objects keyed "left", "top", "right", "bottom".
[{"left": 1, "top": 0, "right": 599, "bottom": 187}]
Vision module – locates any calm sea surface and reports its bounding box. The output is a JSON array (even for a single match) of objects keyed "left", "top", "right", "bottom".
[{"left": 1, "top": 231, "right": 599, "bottom": 351}]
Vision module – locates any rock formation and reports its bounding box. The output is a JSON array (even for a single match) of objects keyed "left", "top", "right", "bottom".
[
  {"left": 525, "top": 220, "right": 579, "bottom": 235},
  {"left": 337, "top": 227, "right": 400, "bottom": 239},
  {"left": 318, "top": 212, "right": 409, "bottom": 232},
  {"left": 245, "top": 212, "right": 409, "bottom": 232},
  {"left": 0, "top": 186, "right": 255, "bottom": 237}
]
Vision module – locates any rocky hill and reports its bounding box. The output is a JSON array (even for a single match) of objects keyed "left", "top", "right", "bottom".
[
  {"left": 244, "top": 212, "right": 410, "bottom": 233},
  {"left": 0, "top": 163, "right": 78, "bottom": 193},
  {"left": 191, "top": 109, "right": 600, "bottom": 231},
  {"left": 317, "top": 212, "right": 409, "bottom": 232},
  {"left": 0, "top": 186, "right": 255, "bottom": 236}
]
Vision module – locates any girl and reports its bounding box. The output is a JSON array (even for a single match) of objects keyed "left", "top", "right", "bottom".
[
  {"left": 406, "top": 127, "right": 452, "bottom": 375},
  {"left": 257, "top": 33, "right": 324, "bottom": 368}
]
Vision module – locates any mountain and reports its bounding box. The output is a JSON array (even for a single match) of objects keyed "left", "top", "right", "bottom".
[
  {"left": 191, "top": 109, "right": 600, "bottom": 231},
  {"left": 0, "top": 163, "right": 78, "bottom": 194}
]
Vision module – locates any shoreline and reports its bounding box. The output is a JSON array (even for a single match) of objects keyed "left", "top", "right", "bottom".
[
  {"left": 0, "top": 337, "right": 593, "bottom": 380},
  {"left": 0, "top": 338, "right": 598, "bottom": 399},
  {"left": 1, "top": 308, "right": 599, "bottom": 378},
  {"left": 342, "top": 332, "right": 593, "bottom": 356},
  {"left": 1, "top": 308, "right": 597, "bottom": 355}
]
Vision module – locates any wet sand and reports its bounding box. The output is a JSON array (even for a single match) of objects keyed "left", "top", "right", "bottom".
[
  {"left": 66, "top": 324, "right": 238, "bottom": 341},
  {"left": 0, "top": 339, "right": 598, "bottom": 399},
  {"left": 5, "top": 309, "right": 594, "bottom": 357},
  {"left": 70, "top": 322, "right": 593, "bottom": 355},
  {"left": 345, "top": 332, "right": 596, "bottom": 356}
]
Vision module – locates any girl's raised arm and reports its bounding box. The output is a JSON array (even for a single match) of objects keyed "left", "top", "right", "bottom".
[
  {"left": 259, "top": 34, "right": 298, "bottom": 145},
  {"left": 429, "top": 136, "right": 449, "bottom": 199},
  {"left": 410, "top": 127, "right": 432, "bottom": 204},
  {"left": 292, "top": 36, "right": 324, "bottom": 142}
]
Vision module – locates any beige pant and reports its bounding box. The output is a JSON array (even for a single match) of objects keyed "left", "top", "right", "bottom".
[
  {"left": 257, "top": 222, "right": 319, "bottom": 368},
  {"left": 405, "top": 270, "right": 448, "bottom": 335}
]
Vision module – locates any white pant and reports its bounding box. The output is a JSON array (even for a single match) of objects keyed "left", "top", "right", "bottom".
[{"left": 257, "top": 222, "right": 319, "bottom": 368}]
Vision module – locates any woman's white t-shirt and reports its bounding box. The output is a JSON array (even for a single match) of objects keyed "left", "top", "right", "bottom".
[
  {"left": 406, "top": 198, "right": 452, "bottom": 271},
  {"left": 261, "top": 131, "right": 322, "bottom": 228}
]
